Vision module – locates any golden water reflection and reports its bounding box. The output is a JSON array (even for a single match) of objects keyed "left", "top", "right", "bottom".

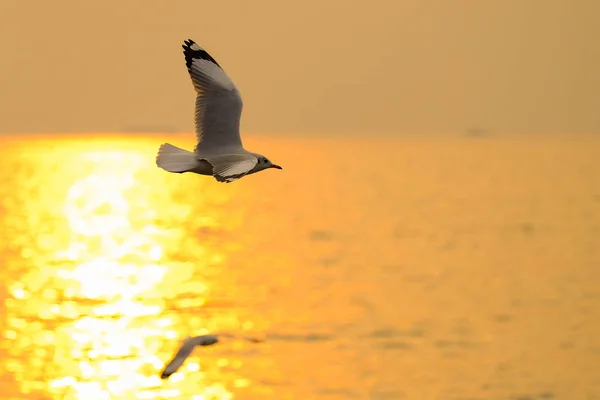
[
  {"left": 1, "top": 136, "right": 253, "bottom": 400},
  {"left": 2, "top": 133, "right": 600, "bottom": 399}
]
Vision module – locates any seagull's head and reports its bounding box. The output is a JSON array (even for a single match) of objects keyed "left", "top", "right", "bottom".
[{"left": 256, "top": 155, "right": 282, "bottom": 172}]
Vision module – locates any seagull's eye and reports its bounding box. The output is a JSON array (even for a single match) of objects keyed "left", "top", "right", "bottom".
[{"left": 265, "top": 159, "right": 269, "bottom": 163}]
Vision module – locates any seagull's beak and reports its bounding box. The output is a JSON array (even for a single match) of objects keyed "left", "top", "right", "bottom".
[{"left": 272, "top": 164, "right": 283, "bottom": 170}]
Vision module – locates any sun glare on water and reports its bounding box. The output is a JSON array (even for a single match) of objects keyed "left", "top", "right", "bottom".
[{"left": 0, "top": 136, "right": 243, "bottom": 400}]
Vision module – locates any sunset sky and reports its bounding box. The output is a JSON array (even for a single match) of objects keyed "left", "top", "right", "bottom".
[{"left": 1, "top": 0, "right": 598, "bottom": 135}]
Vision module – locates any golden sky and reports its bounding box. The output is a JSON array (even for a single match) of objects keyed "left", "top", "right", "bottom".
[{"left": 1, "top": 0, "right": 599, "bottom": 134}]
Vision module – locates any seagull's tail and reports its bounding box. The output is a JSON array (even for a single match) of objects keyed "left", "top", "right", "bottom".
[{"left": 156, "top": 143, "right": 198, "bottom": 173}]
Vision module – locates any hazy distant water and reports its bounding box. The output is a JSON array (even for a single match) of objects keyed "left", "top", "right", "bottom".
[{"left": 0, "top": 133, "right": 599, "bottom": 400}]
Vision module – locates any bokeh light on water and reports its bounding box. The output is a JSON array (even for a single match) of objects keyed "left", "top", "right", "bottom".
[{"left": 0, "top": 135, "right": 255, "bottom": 400}]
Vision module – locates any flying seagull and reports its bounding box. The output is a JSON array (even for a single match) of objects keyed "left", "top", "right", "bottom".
[
  {"left": 155, "top": 39, "right": 282, "bottom": 183},
  {"left": 160, "top": 333, "right": 264, "bottom": 379}
]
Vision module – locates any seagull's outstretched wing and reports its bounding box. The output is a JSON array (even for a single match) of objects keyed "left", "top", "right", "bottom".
[
  {"left": 218, "top": 332, "right": 265, "bottom": 342},
  {"left": 182, "top": 39, "right": 244, "bottom": 155},
  {"left": 160, "top": 339, "right": 196, "bottom": 379},
  {"left": 160, "top": 334, "right": 263, "bottom": 379},
  {"left": 160, "top": 335, "right": 219, "bottom": 379},
  {"left": 204, "top": 153, "right": 258, "bottom": 183}
]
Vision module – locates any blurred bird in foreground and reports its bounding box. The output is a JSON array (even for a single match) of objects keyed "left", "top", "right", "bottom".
[
  {"left": 160, "top": 333, "right": 264, "bottom": 379},
  {"left": 156, "top": 39, "right": 282, "bottom": 183}
]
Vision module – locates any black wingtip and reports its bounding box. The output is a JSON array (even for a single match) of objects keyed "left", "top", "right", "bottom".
[
  {"left": 182, "top": 38, "right": 221, "bottom": 69},
  {"left": 160, "top": 372, "right": 170, "bottom": 379}
]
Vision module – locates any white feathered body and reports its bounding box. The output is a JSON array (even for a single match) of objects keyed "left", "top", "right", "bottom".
[{"left": 155, "top": 39, "right": 281, "bottom": 183}]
